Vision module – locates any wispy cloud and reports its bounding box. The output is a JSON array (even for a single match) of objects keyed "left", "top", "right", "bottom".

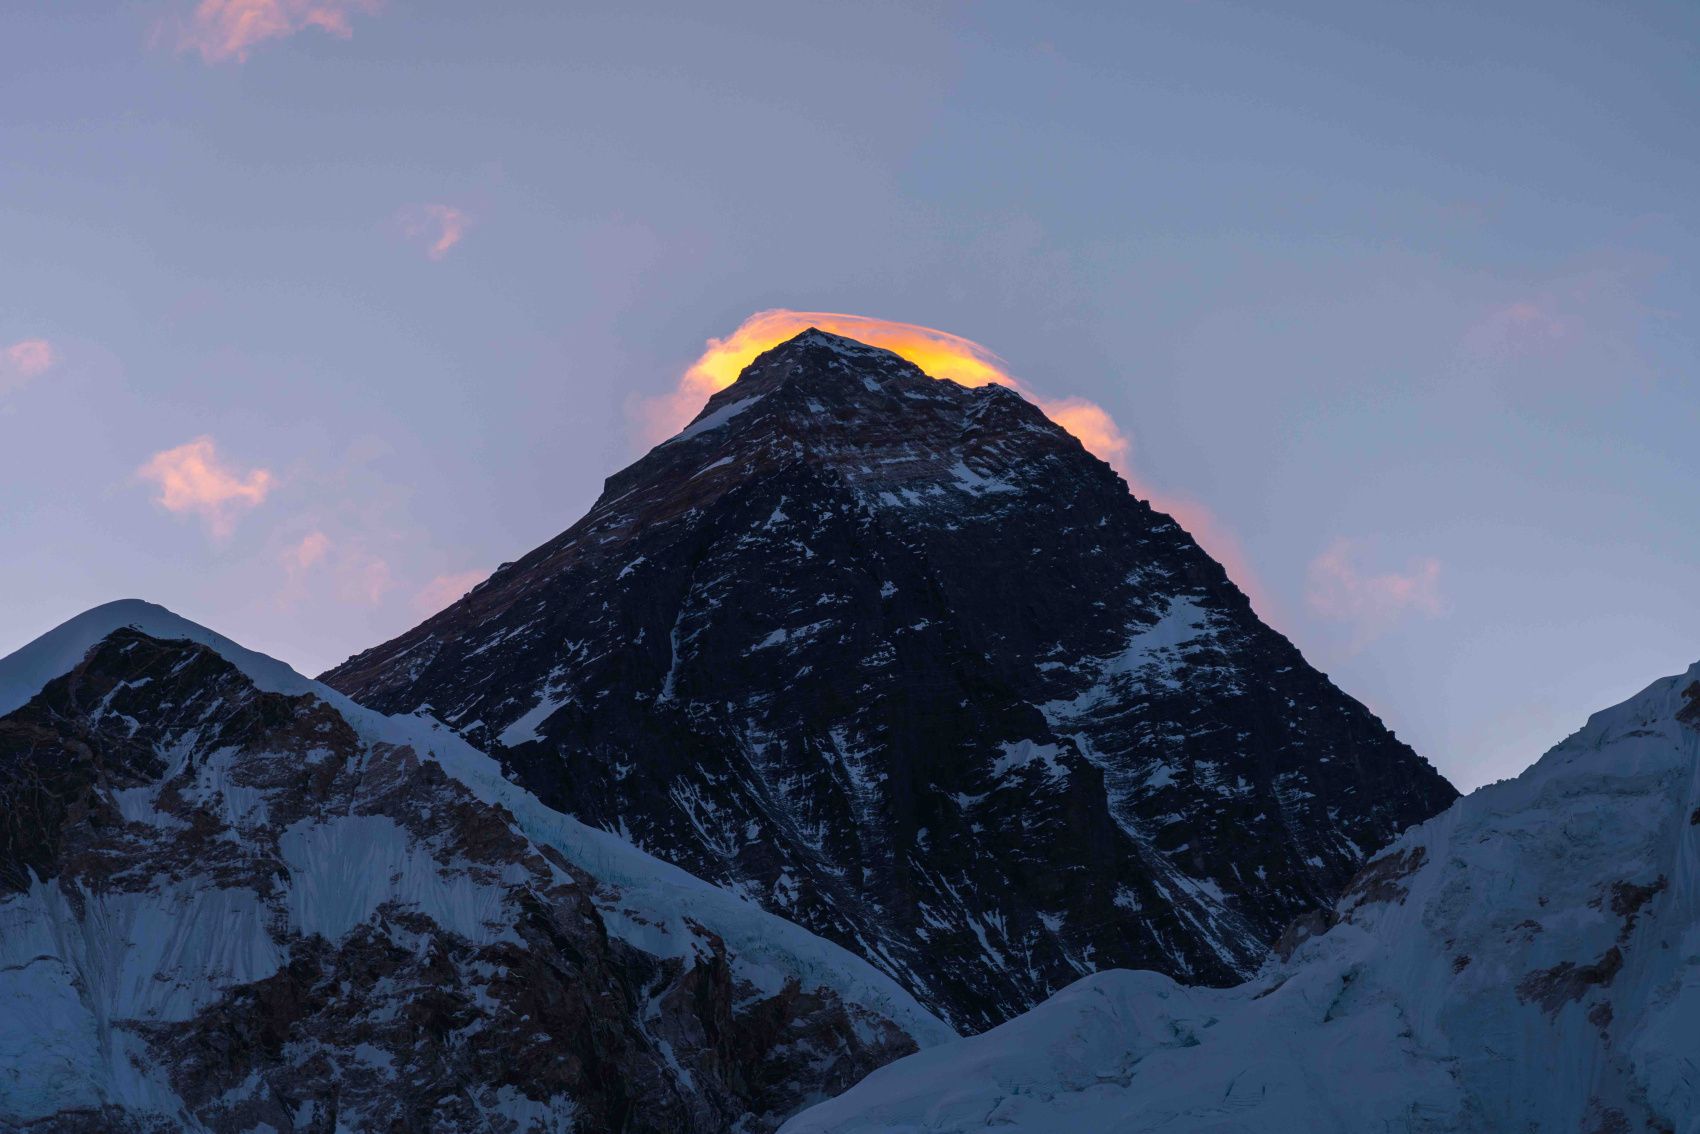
[
  {"left": 283, "top": 529, "right": 331, "bottom": 572},
  {"left": 399, "top": 204, "right": 470, "bottom": 261},
  {"left": 336, "top": 552, "right": 394, "bottom": 604},
  {"left": 275, "top": 528, "right": 399, "bottom": 606},
  {"left": 1306, "top": 538, "right": 1444, "bottom": 647},
  {"left": 1470, "top": 299, "right": 1572, "bottom": 358},
  {"left": 1, "top": 338, "right": 57, "bottom": 394},
  {"left": 137, "top": 436, "right": 274, "bottom": 538},
  {"left": 275, "top": 529, "right": 331, "bottom": 605},
  {"left": 413, "top": 569, "right": 490, "bottom": 616},
  {"left": 167, "top": 0, "right": 381, "bottom": 65}
]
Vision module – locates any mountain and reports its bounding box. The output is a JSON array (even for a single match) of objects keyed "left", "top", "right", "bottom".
[
  {"left": 782, "top": 663, "right": 1700, "bottom": 1133},
  {"left": 322, "top": 328, "right": 1457, "bottom": 1030},
  {"left": 0, "top": 601, "right": 951, "bottom": 1133}
]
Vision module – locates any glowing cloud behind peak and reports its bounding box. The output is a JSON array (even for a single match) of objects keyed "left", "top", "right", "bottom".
[
  {"left": 683, "top": 310, "right": 1015, "bottom": 400},
  {"left": 638, "top": 310, "right": 1273, "bottom": 624},
  {"left": 645, "top": 309, "right": 1125, "bottom": 470}
]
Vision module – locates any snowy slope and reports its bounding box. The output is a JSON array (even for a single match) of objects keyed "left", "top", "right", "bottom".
[
  {"left": 0, "top": 601, "right": 950, "bottom": 1132},
  {"left": 784, "top": 661, "right": 1700, "bottom": 1133}
]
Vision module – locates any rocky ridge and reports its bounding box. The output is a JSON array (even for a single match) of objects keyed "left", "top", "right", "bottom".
[{"left": 0, "top": 601, "right": 950, "bottom": 1133}]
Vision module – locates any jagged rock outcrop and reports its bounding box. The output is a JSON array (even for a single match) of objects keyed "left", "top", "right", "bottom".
[
  {"left": 323, "top": 329, "right": 1457, "bottom": 1030},
  {"left": 0, "top": 602, "right": 950, "bottom": 1133}
]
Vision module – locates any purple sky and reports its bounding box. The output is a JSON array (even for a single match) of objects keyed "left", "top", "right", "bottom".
[{"left": 2, "top": 1, "right": 1696, "bottom": 790}]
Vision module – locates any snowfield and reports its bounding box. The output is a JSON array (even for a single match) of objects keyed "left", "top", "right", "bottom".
[{"left": 785, "top": 661, "right": 1700, "bottom": 1133}]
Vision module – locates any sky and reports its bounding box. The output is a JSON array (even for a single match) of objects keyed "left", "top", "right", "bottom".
[{"left": 1, "top": 1, "right": 1696, "bottom": 791}]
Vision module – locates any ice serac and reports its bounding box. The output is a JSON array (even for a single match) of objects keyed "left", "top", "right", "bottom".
[
  {"left": 0, "top": 601, "right": 949, "bottom": 1133},
  {"left": 782, "top": 662, "right": 1700, "bottom": 1133},
  {"left": 322, "top": 329, "right": 1458, "bottom": 1030}
]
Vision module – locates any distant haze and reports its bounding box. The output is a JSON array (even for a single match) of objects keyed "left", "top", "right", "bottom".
[{"left": 1, "top": 2, "right": 1695, "bottom": 791}]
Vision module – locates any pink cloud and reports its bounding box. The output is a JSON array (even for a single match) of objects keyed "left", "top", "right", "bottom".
[
  {"left": 1492, "top": 300, "right": 1570, "bottom": 345},
  {"left": 337, "top": 554, "right": 394, "bottom": 604},
  {"left": 170, "top": 0, "right": 381, "bottom": 64},
  {"left": 413, "top": 569, "right": 490, "bottom": 616},
  {"left": 283, "top": 530, "right": 331, "bottom": 572},
  {"left": 275, "top": 530, "right": 398, "bottom": 606},
  {"left": 5, "top": 339, "right": 56, "bottom": 377},
  {"left": 1, "top": 338, "right": 57, "bottom": 393},
  {"left": 399, "top": 204, "right": 470, "bottom": 261},
  {"left": 1143, "top": 490, "right": 1282, "bottom": 627},
  {"left": 275, "top": 530, "right": 331, "bottom": 605},
  {"left": 1306, "top": 538, "right": 1444, "bottom": 646},
  {"left": 1463, "top": 298, "right": 1575, "bottom": 364},
  {"left": 137, "top": 436, "right": 274, "bottom": 538}
]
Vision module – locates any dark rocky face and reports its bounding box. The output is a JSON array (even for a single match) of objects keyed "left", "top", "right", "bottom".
[
  {"left": 321, "top": 329, "right": 1458, "bottom": 1032},
  {"left": 0, "top": 628, "right": 926, "bottom": 1133}
]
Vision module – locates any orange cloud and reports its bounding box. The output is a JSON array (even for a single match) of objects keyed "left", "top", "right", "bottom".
[
  {"left": 171, "top": 0, "right": 380, "bottom": 64},
  {"left": 399, "top": 204, "right": 469, "bottom": 261},
  {"left": 413, "top": 568, "right": 490, "bottom": 616},
  {"left": 137, "top": 436, "right": 274, "bottom": 538},
  {"left": 641, "top": 311, "right": 1277, "bottom": 620},
  {"left": 1306, "top": 538, "right": 1443, "bottom": 647}
]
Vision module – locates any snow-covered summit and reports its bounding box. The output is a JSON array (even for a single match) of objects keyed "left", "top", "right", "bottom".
[
  {"left": 783, "top": 661, "right": 1700, "bottom": 1133},
  {"left": 0, "top": 599, "right": 321, "bottom": 716}
]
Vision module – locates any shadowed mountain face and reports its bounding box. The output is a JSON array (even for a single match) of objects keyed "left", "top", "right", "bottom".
[{"left": 323, "top": 329, "right": 1457, "bottom": 1031}]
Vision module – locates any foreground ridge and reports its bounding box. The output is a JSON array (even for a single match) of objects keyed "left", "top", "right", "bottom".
[
  {"left": 323, "top": 329, "right": 1457, "bottom": 1030},
  {"left": 784, "top": 662, "right": 1700, "bottom": 1132}
]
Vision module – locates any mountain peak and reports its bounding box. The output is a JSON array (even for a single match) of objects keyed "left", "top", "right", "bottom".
[
  {"left": 698, "top": 327, "right": 933, "bottom": 408},
  {"left": 322, "top": 327, "right": 1456, "bottom": 1030},
  {"left": 0, "top": 598, "right": 320, "bottom": 717}
]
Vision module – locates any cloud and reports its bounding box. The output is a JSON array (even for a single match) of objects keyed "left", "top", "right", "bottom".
[
  {"left": 337, "top": 553, "right": 394, "bottom": 604},
  {"left": 1470, "top": 300, "right": 1572, "bottom": 358},
  {"left": 1306, "top": 538, "right": 1444, "bottom": 646},
  {"left": 168, "top": 0, "right": 381, "bottom": 64},
  {"left": 137, "top": 436, "right": 274, "bottom": 538},
  {"left": 275, "top": 530, "right": 331, "bottom": 605},
  {"left": 1, "top": 338, "right": 57, "bottom": 393},
  {"left": 274, "top": 528, "right": 399, "bottom": 607},
  {"left": 413, "top": 569, "right": 490, "bottom": 616},
  {"left": 283, "top": 530, "right": 331, "bottom": 572},
  {"left": 399, "top": 204, "right": 470, "bottom": 261}
]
